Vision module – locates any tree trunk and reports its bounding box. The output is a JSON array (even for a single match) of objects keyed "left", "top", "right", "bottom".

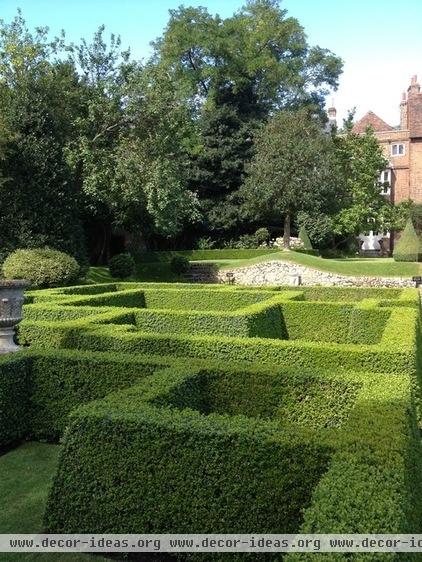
[{"left": 283, "top": 213, "right": 291, "bottom": 249}]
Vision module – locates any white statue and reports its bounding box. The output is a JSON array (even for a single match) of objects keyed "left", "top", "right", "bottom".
[{"left": 358, "top": 230, "right": 383, "bottom": 251}]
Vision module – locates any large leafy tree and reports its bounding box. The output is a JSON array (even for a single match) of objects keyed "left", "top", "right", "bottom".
[
  {"left": 240, "top": 109, "right": 338, "bottom": 248},
  {"left": 298, "top": 125, "right": 410, "bottom": 249},
  {"left": 0, "top": 13, "right": 87, "bottom": 264},
  {"left": 66, "top": 30, "right": 199, "bottom": 260},
  {"left": 154, "top": 0, "right": 343, "bottom": 240}
]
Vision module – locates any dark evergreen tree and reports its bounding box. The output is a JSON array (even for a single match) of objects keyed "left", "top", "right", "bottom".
[{"left": 190, "top": 86, "right": 260, "bottom": 235}]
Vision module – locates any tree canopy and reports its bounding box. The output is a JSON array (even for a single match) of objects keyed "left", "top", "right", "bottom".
[
  {"left": 4, "top": 2, "right": 396, "bottom": 262},
  {"left": 153, "top": 0, "right": 342, "bottom": 113}
]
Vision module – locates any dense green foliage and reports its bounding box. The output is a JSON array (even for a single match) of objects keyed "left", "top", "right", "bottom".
[
  {"left": 1, "top": 5, "right": 411, "bottom": 256},
  {"left": 138, "top": 248, "right": 279, "bottom": 262},
  {"left": 393, "top": 218, "right": 422, "bottom": 262},
  {"left": 44, "top": 365, "right": 332, "bottom": 537},
  {"left": 0, "top": 353, "right": 31, "bottom": 445},
  {"left": 29, "top": 351, "right": 161, "bottom": 440},
  {"left": 154, "top": 2, "right": 341, "bottom": 113},
  {"left": 241, "top": 113, "right": 408, "bottom": 251},
  {"left": 0, "top": 3, "right": 344, "bottom": 260},
  {"left": 19, "top": 285, "right": 419, "bottom": 379},
  {"left": 333, "top": 127, "right": 408, "bottom": 239},
  {"left": 2, "top": 248, "right": 80, "bottom": 287},
  {"left": 41, "top": 358, "right": 422, "bottom": 547},
  {"left": 108, "top": 253, "right": 135, "bottom": 279}
]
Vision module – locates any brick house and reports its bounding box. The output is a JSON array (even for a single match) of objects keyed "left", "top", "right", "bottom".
[{"left": 352, "top": 75, "right": 422, "bottom": 204}]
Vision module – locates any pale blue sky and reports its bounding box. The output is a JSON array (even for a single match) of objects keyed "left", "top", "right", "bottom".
[{"left": 2, "top": 0, "right": 422, "bottom": 125}]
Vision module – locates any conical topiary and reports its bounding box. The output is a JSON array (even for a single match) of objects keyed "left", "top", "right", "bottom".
[
  {"left": 298, "top": 226, "right": 313, "bottom": 250},
  {"left": 393, "top": 218, "right": 422, "bottom": 262}
]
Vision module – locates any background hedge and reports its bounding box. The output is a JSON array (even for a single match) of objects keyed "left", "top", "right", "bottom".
[{"left": 24, "top": 303, "right": 414, "bottom": 377}]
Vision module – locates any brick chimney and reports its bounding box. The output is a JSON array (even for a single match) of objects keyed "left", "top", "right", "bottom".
[
  {"left": 407, "top": 75, "right": 422, "bottom": 138},
  {"left": 408, "top": 75, "right": 421, "bottom": 97},
  {"left": 400, "top": 92, "right": 408, "bottom": 129}
]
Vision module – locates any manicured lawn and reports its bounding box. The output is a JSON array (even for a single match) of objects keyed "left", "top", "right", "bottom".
[
  {"left": 0, "top": 442, "right": 106, "bottom": 562},
  {"left": 220, "top": 250, "right": 422, "bottom": 277},
  {"left": 87, "top": 250, "right": 422, "bottom": 282}
]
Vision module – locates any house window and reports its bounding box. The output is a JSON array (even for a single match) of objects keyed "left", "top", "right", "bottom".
[
  {"left": 391, "top": 143, "right": 405, "bottom": 156},
  {"left": 379, "top": 169, "right": 391, "bottom": 195}
]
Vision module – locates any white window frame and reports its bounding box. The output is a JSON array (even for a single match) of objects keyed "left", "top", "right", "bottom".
[
  {"left": 379, "top": 169, "right": 391, "bottom": 195},
  {"left": 391, "top": 143, "right": 405, "bottom": 156}
]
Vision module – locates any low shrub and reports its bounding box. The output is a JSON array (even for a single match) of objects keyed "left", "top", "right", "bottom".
[
  {"left": 2, "top": 248, "right": 80, "bottom": 288},
  {"left": 108, "top": 253, "right": 135, "bottom": 279},
  {"left": 170, "top": 255, "right": 190, "bottom": 276},
  {"left": 393, "top": 218, "right": 422, "bottom": 262},
  {"left": 141, "top": 288, "right": 275, "bottom": 311},
  {"left": 70, "top": 323, "right": 415, "bottom": 376},
  {"left": 254, "top": 227, "right": 270, "bottom": 245},
  {"left": 279, "top": 300, "right": 390, "bottom": 344},
  {"left": 134, "top": 297, "right": 285, "bottom": 339}
]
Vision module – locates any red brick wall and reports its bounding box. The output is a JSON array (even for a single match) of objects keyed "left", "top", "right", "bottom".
[{"left": 409, "top": 139, "right": 422, "bottom": 201}]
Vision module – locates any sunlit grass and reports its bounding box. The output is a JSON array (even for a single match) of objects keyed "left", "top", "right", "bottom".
[{"left": 0, "top": 442, "right": 107, "bottom": 562}]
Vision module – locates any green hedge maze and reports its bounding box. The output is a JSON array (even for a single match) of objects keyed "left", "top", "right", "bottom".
[{"left": 0, "top": 282, "right": 421, "bottom": 560}]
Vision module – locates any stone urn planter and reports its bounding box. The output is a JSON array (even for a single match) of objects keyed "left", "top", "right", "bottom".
[{"left": 0, "top": 280, "right": 30, "bottom": 354}]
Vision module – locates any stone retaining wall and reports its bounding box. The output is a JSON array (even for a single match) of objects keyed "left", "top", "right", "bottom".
[{"left": 216, "top": 260, "right": 415, "bottom": 288}]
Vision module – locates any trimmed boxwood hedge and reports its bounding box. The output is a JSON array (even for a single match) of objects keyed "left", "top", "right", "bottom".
[
  {"left": 27, "top": 350, "right": 164, "bottom": 440},
  {"left": 0, "top": 352, "right": 31, "bottom": 446},
  {"left": 42, "top": 363, "right": 422, "bottom": 554},
  {"left": 0, "top": 349, "right": 363, "bottom": 445},
  {"left": 20, "top": 285, "right": 418, "bottom": 350},
  {"left": 43, "top": 366, "right": 334, "bottom": 535},
  {"left": 0, "top": 346, "right": 418, "bottom": 555},
  {"left": 20, "top": 303, "right": 416, "bottom": 377},
  {"left": 286, "top": 373, "right": 422, "bottom": 561}
]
